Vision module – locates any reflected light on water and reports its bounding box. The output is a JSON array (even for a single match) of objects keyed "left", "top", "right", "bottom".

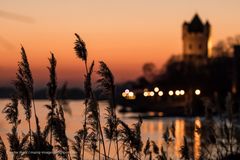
[
  {"left": 174, "top": 119, "right": 185, "bottom": 159},
  {"left": 158, "top": 121, "right": 163, "bottom": 148},
  {"left": 194, "top": 117, "right": 201, "bottom": 160},
  {"left": 0, "top": 100, "right": 203, "bottom": 159}
]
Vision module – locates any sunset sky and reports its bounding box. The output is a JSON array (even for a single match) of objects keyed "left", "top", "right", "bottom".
[{"left": 0, "top": 0, "right": 240, "bottom": 88}]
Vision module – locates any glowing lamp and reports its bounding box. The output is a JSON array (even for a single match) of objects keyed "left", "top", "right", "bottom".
[
  {"left": 122, "top": 92, "right": 127, "bottom": 97},
  {"left": 158, "top": 91, "right": 163, "bottom": 96},
  {"left": 175, "top": 90, "right": 180, "bottom": 96},
  {"left": 180, "top": 90, "right": 185, "bottom": 95},
  {"left": 195, "top": 89, "right": 201, "bottom": 95},
  {"left": 154, "top": 87, "right": 159, "bottom": 92},
  {"left": 168, "top": 90, "right": 174, "bottom": 96},
  {"left": 143, "top": 92, "right": 148, "bottom": 97},
  {"left": 150, "top": 91, "right": 155, "bottom": 96},
  {"left": 128, "top": 92, "right": 134, "bottom": 97}
]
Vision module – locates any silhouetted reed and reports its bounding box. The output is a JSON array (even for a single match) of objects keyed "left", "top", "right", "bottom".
[
  {"left": 2, "top": 33, "right": 240, "bottom": 160},
  {"left": 14, "top": 46, "right": 40, "bottom": 146},
  {"left": 97, "top": 61, "right": 120, "bottom": 159},
  {"left": 143, "top": 138, "right": 159, "bottom": 160},
  {"left": 46, "top": 53, "right": 57, "bottom": 145},
  {"left": 57, "top": 82, "right": 71, "bottom": 116},
  {"left": 2, "top": 95, "right": 19, "bottom": 125},
  {"left": 0, "top": 136, "right": 7, "bottom": 160},
  {"left": 118, "top": 117, "right": 143, "bottom": 160},
  {"left": 2, "top": 95, "right": 24, "bottom": 160},
  {"left": 74, "top": 33, "right": 87, "bottom": 62},
  {"left": 179, "top": 137, "right": 190, "bottom": 160},
  {"left": 198, "top": 93, "right": 240, "bottom": 160},
  {"left": 74, "top": 33, "right": 89, "bottom": 159},
  {"left": 30, "top": 116, "right": 55, "bottom": 160},
  {"left": 51, "top": 105, "right": 69, "bottom": 159},
  {"left": 45, "top": 53, "right": 70, "bottom": 159},
  {"left": 72, "top": 129, "right": 85, "bottom": 160},
  {"left": 14, "top": 49, "right": 32, "bottom": 139},
  {"left": 74, "top": 33, "right": 107, "bottom": 159}
]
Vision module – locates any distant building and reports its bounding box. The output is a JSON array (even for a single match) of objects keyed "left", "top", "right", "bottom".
[{"left": 182, "top": 14, "right": 211, "bottom": 58}]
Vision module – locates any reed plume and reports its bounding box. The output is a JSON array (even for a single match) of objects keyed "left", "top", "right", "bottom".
[
  {"left": 57, "top": 82, "right": 71, "bottom": 115},
  {"left": 45, "top": 53, "right": 70, "bottom": 159},
  {"left": 2, "top": 95, "right": 22, "bottom": 160},
  {"left": 51, "top": 107, "right": 69, "bottom": 160},
  {"left": 143, "top": 138, "right": 159, "bottom": 160},
  {"left": 74, "top": 33, "right": 89, "bottom": 159},
  {"left": 74, "top": 33, "right": 107, "bottom": 159},
  {"left": 2, "top": 95, "right": 19, "bottom": 125},
  {"left": 151, "top": 141, "right": 159, "bottom": 156},
  {"left": 2, "top": 95, "right": 40, "bottom": 160},
  {"left": 14, "top": 46, "right": 38, "bottom": 145},
  {"left": 18, "top": 46, "right": 33, "bottom": 92},
  {"left": 72, "top": 129, "right": 86, "bottom": 160},
  {"left": 74, "top": 33, "right": 87, "bottom": 62},
  {"left": 159, "top": 147, "right": 167, "bottom": 160},
  {"left": 0, "top": 136, "right": 7, "bottom": 160},
  {"left": 2, "top": 95, "right": 31, "bottom": 159},
  {"left": 119, "top": 117, "right": 143, "bottom": 160},
  {"left": 84, "top": 61, "right": 105, "bottom": 159},
  {"left": 163, "top": 127, "right": 170, "bottom": 144},
  {"left": 179, "top": 137, "right": 189, "bottom": 160},
  {"left": 97, "top": 61, "right": 115, "bottom": 98},
  {"left": 85, "top": 98, "right": 99, "bottom": 158},
  {"left": 97, "top": 61, "right": 120, "bottom": 159},
  {"left": 14, "top": 63, "right": 32, "bottom": 134},
  {"left": 143, "top": 138, "right": 150, "bottom": 158},
  {"left": 46, "top": 52, "right": 57, "bottom": 145},
  {"left": 8, "top": 127, "right": 29, "bottom": 159},
  {"left": 49, "top": 84, "right": 70, "bottom": 159},
  {"left": 31, "top": 116, "right": 55, "bottom": 160}
]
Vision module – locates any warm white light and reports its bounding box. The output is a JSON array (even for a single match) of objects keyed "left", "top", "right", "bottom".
[
  {"left": 158, "top": 91, "right": 163, "bottom": 96},
  {"left": 122, "top": 92, "right": 127, "bottom": 97},
  {"left": 150, "top": 91, "right": 155, "bottom": 96},
  {"left": 154, "top": 87, "right": 159, "bottom": 92},
  {"left": 180, "top": 90, "right": 185, "bottom": 95},
  {"left": 143, "top": 92, "right": 148, "bottom": 97},
  {"left": 125, "top": 89, "right": 130, "bottom": 93},
  {"left": 128, "top": 92, "right": 134, "bottom": 97},
  {"left": 195, "top": 89, "right": 201, "bottom": 95},
  {"left": 168, "top": 90, "right": 174, "bottom": 96},
  {"left": 175, "top": 90, "right": 180, "bottom": 96}
]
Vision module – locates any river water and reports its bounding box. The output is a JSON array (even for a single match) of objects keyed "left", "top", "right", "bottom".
[{"left": 0, "top": 99, "right": 202, "bottom": 160}]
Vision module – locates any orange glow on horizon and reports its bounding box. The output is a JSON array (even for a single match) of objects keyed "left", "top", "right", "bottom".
[{"left": 1, "top": 0, "right": 240, "bottom": 87}]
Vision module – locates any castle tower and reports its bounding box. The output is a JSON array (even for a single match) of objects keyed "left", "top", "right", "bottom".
[{"left": 182, "top": 14, "right": 211, "bottom": 57}]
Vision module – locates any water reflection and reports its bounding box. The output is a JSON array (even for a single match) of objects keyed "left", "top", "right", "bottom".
[
  {"left": 175, "top": 119, "right": 185, "bottom": 159},
  {"left": 0, "top": 100, "right": 202, "bottom": 159},
  {"left": 140, "top": 116, "right": 202, "bottom": 159},
  {"left": 194, "top": 117, "right": 201, "bottom": 160}
]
